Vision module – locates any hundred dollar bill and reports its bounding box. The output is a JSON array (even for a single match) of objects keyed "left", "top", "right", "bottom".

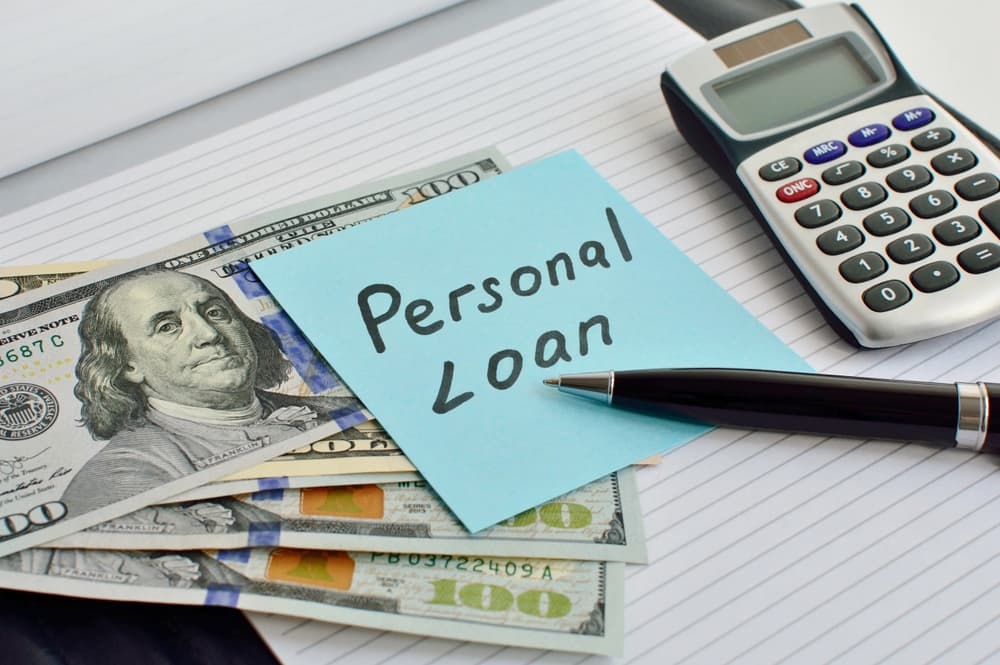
[
  {"left": 0, "top": 261, "right": 116, "bottom": 300},
  {"left": 51, "top": 469, "right": 646, "bottom": 562},
  {"left": 222, "top": 418, "right": 415, "bottom": 479},
  {"left": 169, "top": 471, "right": 421, "bottom": 503},
  {"left": 0, "top": 148, "right": 509, "bottom": 557},
  {"left": 0, "top": 546, "right": 623, "bottom": 655},
  {"left": 1, "top": 263, "right": 419, "bottom": 482}
]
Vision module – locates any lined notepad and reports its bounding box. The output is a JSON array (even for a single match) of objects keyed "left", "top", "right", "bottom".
[{"left": 3, "top": 0, "right": 1000, "bottom": 662}]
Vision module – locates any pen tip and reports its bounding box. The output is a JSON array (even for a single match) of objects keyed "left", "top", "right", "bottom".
[{"left": 542, "top": 377, "right": 559, "bottom": 387}]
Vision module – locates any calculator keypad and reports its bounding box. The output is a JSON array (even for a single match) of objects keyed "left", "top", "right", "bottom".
[{"left": 739, "top": 96, "right": 1000, "bottom": 347}]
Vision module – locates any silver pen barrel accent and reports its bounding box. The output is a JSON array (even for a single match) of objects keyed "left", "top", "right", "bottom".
[{"left": 955, "top": 381, "right": 991, "bottom": 451}]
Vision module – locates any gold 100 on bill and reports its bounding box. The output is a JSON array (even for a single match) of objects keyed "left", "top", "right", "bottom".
[{"left": 0, "top": 149, "right": 509, "bottom": 557}]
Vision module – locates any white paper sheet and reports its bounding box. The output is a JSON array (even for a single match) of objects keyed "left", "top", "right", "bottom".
[
  {"left": 3, "top": 0, "right": 1000, "bottom": 662},
  {"left": 0, "top": 0, "right": 465, "bottom": 178}
]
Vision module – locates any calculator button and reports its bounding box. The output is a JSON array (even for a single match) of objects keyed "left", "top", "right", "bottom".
[
  {"left": 839, "top": 252, "right": 887, "bottom": 283},
  {"left": 892, "top": 107, "right": 935, "bottom": 131},
  {"left": 817, "top": 225, "right": 864, "bottom": 255},
  {"left": 933, "top": 215, "right": 981, "bottom": 245},
  {"left": 957, "top": 243, "right": 1000, "bottom": 273},
  {"left": 863, "top": 280, "right": 912, "bottom": 312},
  {"left": 776, "top": 177, "right": 819, "bottom": 203},
  {"left": 980, "top": 200, "right": 1000, "bottom": 236},
  {"left": 822, "top": 160, "right": 865, "bottom": 186},
  {"left": 910, "top": 261, "right": 960, "bottom": 293},
  {"left": 866, "top": 143, "right": 910, "bottom": 168},
  {"left": 804, "top": 140, "right": 847, "bottom": 165},
  {"left": 863, "top": 207, "right": 910, "bottom": 236},
  {"left": 758, "top": 158, "right": 801, "bottom": 181},
  {"left": 931, "top": 148, "right": 977, "bottom": 176},
  {"left": 911, "top": 127, "right": 954, "bottom": 151},
  {"left": 848, "top": 123, "right": 890, "bottom": 147},
  {"left": 885, "top": 165, "right": 932, "bottom": 193},
  {"left": 841, "top": 182, "right": 887, "bottom": 210},
  {"left": 886, "top": 233, "right": 935, "bottom": 264},
  {"left": 909, "top": 189, "right": 956, "bottom": 218},
  {"left": 794, "top": 199, "right": 842, "bottom": 228},
  {"left": 955, "top": 173, "right": 1000, "bottom": 201}
]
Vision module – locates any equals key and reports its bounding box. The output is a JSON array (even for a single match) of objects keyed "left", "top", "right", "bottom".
[{"left": 958, "top": 242, "right": 1000, "bottom": 273}]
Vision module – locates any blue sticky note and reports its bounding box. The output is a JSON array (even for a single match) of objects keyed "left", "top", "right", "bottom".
[{"left": 253, "top": 151, "right": 808, "bottom": 532}]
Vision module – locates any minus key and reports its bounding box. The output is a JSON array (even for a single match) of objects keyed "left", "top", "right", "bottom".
[{"left": 955, "top": 173, "right": 1000, "bottom": 201}]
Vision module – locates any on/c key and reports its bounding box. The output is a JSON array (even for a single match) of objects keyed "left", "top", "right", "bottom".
[{"left": 776, "top": 177, "right": 820, "bottom": 203}]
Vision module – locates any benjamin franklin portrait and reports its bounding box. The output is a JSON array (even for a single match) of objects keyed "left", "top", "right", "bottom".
[{"left": 60, "top": 269, "right": 361, "bottom": 515}]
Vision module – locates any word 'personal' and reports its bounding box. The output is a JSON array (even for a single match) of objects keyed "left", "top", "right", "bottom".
[{"left": 354, "top": 207, "right": 635, "bottom": 414}]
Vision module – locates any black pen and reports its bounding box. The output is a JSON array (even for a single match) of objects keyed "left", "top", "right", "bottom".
[{"left": 542, "top": 368, "right": 999, "bottom": 453}]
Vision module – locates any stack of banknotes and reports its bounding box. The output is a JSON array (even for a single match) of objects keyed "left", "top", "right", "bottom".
[{"left": 0, "top": 149, "right": 647, "bottom": 656}]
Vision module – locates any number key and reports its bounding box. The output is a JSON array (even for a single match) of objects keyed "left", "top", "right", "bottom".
[
  {"left": 817, "top": 225, "right": 864, "bottom": 255},
  {"left": 933, "top": 215, "right": 981, "bottom": 245},
  {"left": 839, "top": 251, "right": 887, "bottom": 283},
  {"left": 909, "top": 189, "right": 956, "bottom": 218},
  {"left": 886, "top": 233, "right": 935, "bottom": 264},
  {"left": 863, "top": 280, "right": 912, "bottom": 312},
  {"left": 886, "top": 165, "right": 932, "bottom": 192},
  {"left": 863, "top": 207, "right": 910, "bottom": 236},
  {"left": 794, "top": 199, "right": 841, "bottom": 228},
  {"left": 841, "top": 182, "right": 887, "bottom": 210}
]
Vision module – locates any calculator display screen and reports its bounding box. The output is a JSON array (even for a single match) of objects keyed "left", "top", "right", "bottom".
[{"left": 711, "top": 37, "right": 879, "bottom": 134}]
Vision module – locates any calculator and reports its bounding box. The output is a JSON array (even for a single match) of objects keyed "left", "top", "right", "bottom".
[{"left": 660, "top": 2, "right": 1000, "bottom": 348}]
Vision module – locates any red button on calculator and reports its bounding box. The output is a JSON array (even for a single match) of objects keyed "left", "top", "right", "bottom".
[{"left": 776, "top": 178, "right": 819, "bottom": 203}]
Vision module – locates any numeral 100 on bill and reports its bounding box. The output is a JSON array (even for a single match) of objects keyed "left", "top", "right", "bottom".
[
  {"left": 500, "top": 501, "right": 594, "bottom": 529},
  {"left": 427, "top": 578, "right": 573, "bottom": 618}
]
